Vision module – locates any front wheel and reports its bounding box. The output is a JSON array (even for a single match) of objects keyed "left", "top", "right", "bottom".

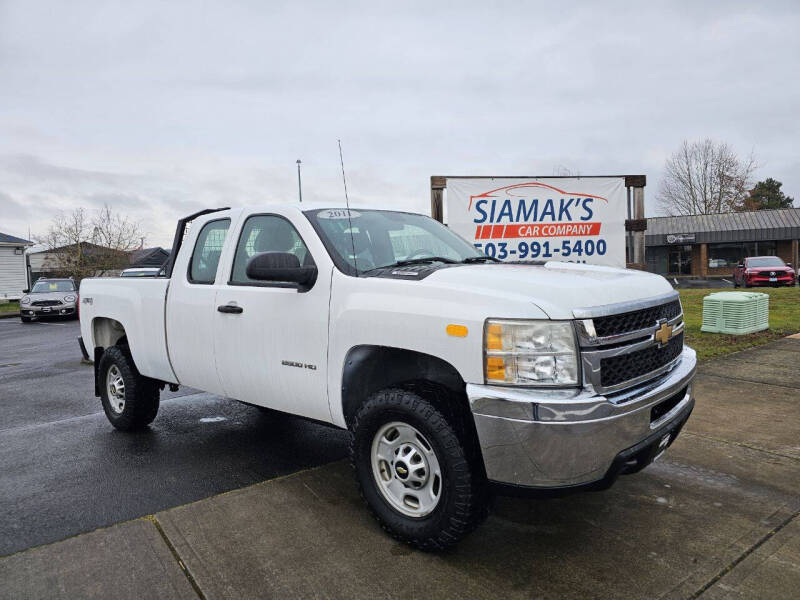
[
  {"left": 98, "top": 345, "right": 160, "bottom": 431},
  {"left": 20, "top": 316, "right": 32, "bottom": 323},
  {"left": 350, "top": 389, "right": 488, "bottom": 550}
]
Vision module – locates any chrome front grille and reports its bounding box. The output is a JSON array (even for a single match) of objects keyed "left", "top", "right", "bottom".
[
  {"left": 574, "top": 292, "right": 685, "bottom": 395},
  {"left": 600, "top": 332, "right": 684, "bottom": 388},
  {"left": 592, "top": 299, "right": 682, "bottom": 338}
]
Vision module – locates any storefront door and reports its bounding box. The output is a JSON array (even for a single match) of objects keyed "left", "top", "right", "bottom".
[{"left": 668, "top": 247, "right": 692, "bottom": 275}]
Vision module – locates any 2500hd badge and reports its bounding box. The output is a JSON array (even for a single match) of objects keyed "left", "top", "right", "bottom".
[
  {"left": 282, "top": 360, "right": 317, "bottom": 370},
  {"left": 78, "top": 204, "right": 695, "bottom": 550}
]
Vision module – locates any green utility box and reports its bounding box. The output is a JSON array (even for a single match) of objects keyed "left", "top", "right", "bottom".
[{"left": 701, "top": 291, "right": 769, "bottom": 334}]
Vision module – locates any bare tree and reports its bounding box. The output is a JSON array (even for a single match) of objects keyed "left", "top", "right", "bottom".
[
  {"left": 657, "top": 139, "right": 756, "bottom": 215},
  {"left": 36, "top": 205, "right": 143, "bottom": 281}
]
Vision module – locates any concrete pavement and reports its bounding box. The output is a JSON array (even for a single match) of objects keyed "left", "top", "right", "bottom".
[{"left": 2, "top": 338, "right": 800, "bottom": 599}]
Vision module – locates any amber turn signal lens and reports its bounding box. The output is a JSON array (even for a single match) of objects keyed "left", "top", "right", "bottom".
[
  {"left": 486, "top": 356, "right": 506, "bottom": 380},
  {"left": 486, "top": 323, "right": 503, "bottom": 350},
  {"left": 446, "top": 324, "right": 468, "bottom": 337}
]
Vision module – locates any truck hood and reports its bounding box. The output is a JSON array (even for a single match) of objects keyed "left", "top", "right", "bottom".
[{"left": 425, "top": 261, "right": 674, "bottom": 319}]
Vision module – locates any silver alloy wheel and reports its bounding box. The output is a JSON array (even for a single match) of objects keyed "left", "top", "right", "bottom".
[
  {"left": 370, "top": 421, "right": 442, "bottom": 518},
  {"left": 106, "top": 364, "right": 126, "bottom": 414}
]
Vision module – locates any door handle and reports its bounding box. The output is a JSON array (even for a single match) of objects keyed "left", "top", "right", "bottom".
[{"left": 217, "top": 304, "right": 243, "bottom": 314}]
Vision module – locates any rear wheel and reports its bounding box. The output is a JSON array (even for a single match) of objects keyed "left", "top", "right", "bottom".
[
  {"left": 350, "top": 388, "right": 488, "bottom": 550},
  {"left": 98, "top": 345, "right": 160, "bottom": 431}
]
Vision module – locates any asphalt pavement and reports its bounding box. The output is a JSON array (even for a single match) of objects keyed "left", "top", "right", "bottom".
[{"left": 0, "top": 317, "right": 348, "bottom": 556}]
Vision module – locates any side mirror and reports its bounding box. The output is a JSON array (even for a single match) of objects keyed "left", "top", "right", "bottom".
[
  {"left": 786, "top": 262, "right": 793, "bottom": 268},
  {"left": 23, "top": 288, "right": 29, "bottom": 294},
  {"left": 245, "top": 252, "right": 317, "bottom": 291}
]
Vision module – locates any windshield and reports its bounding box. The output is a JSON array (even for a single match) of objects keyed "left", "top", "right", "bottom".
[
  {"left": 747, "top": 257, "right": 786, "bottom": 268},
  {"left": 32, "top": 280, "right": 75, "bottom": 293},
  {"left": 305, "top": 208, "right": 482, "bottom": 274}
]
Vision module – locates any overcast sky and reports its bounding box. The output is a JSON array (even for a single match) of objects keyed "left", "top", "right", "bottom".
[{"left": 1, "top": 1, "right": 798, "bottom": 247}]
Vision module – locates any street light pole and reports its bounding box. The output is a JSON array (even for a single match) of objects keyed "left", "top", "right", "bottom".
[{"left": 296, "top": 159, "right": 303, "bottom": 203}]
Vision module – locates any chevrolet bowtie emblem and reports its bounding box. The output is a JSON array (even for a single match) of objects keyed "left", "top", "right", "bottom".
[{"left": 654, "top": 322, "right": 674, "bottom": 346}]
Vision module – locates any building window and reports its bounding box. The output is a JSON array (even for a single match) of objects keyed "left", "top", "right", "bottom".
[
  {"left": 707, "top": 241, "right": 777, "bottom": 270},
  {"left": 14, "top": 247, "right": 23, "bottom": 255},
  {"left": 707, "top": 243, "right": 742, "bottom": 269}
]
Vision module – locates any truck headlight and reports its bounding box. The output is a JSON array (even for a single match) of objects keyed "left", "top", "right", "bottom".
[
  {"left": 21, "top": 296, "right": 31, "bottom": 305},
  {"left": 484, "top": 320, "right": 579, "bottom": 386}
]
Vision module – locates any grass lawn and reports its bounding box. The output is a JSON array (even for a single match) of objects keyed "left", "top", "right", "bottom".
[
  {"left": 0, "top": 300, "right": 20, "bottom": 314},
  {"left": 679, "top": 287, "right": 800, "bottom": 361}
]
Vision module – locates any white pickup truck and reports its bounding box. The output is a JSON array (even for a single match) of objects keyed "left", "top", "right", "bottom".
[{"left": 79, "top": 204, "right": 695, "bottom": 549}]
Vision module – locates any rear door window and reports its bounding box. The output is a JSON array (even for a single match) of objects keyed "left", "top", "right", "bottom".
[{"left": 189, "top": 219, "right": 230, "bottom": 284}]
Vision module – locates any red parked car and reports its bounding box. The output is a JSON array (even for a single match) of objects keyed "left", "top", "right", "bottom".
[{"left": 733, "top": 256, "right": 796, "bottom": 287}]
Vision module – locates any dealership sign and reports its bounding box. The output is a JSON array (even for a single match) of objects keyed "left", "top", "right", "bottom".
[{"left": 447, "top": 177, "right": 627, "bottom": 268}]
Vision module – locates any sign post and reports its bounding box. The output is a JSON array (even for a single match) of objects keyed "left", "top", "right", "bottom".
[{"left": 431, "top": 175, "right": 646, "bottom": 269}]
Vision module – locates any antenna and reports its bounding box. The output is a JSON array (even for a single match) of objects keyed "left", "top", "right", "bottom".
[
  {"left": 296, "top": 159, "right": 303, "bottom": 202},
  {"left": 338, "top": 139, "right": 358, "bottom": 274}
]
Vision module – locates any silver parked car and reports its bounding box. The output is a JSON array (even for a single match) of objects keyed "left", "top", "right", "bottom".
[{"left": 20, "top": 278, "right": 79, "bottom": 322}]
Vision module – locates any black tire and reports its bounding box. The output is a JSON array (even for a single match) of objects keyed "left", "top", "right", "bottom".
[
  {"left": 20, "top": 316, "right": 32, "bottom": 323},
  {"left": 350, "top": 388, "right": 488, "bottom": 551},
  {"left": 98, "top": 345, "right": 160, "bottom": 431}
]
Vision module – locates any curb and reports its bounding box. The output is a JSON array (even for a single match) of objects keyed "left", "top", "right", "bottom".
[{"left": 0, "top": 312, "right": 20, "bottom": 319}]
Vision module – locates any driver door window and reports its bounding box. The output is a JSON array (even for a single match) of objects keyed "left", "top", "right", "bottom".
[{"left": 230, "top": 215, "right": 313, "bottom": 285}]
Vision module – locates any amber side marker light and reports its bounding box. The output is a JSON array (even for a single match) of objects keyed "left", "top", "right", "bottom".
[{"left": 446, "top": 324, "right": 468, "bottom": 338}]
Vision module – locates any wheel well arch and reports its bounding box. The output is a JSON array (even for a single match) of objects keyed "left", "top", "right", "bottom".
[
  {"left": 91, "top": 317, "right": 129, "bottom": 396},
  {"left": 92, "top": 317, "right": 128, "bottom": 351},
  {"left": 341, "top": 345, "right": 486, "bottom": 479},
  {"left": 341, "top": 345, "right": 467, "bottom": 427}
]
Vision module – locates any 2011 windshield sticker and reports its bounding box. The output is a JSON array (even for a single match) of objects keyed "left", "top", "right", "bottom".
[{"left": 318, "top": 209, "right": 361, "bottom": 220}]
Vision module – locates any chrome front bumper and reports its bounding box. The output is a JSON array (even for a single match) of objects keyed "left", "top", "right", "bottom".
[{"left": 468, "top": 346, "right": 697, "bottom": 489}]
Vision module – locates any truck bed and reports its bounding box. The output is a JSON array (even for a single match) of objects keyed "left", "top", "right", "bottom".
[{"left": 79, "top": 277, "right": 177, "bottom": 383}]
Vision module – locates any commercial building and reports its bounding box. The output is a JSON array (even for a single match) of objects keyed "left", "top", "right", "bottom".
[{"left": 645, "top": 207, "right": 800, "bottom": 277}]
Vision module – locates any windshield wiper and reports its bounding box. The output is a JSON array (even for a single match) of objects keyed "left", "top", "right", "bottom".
[
  {"left": 362, "top": 256, "right": 459, "bottom": 274},
  {"left": 395, "top": 256, "right": 459, "bottom": 266},
  {"left": 462, "top": 255, "right": 501, "bottom": 263}
]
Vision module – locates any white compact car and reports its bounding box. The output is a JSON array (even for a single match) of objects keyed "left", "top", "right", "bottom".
[{"left": 78, "top": 204, "right": 695, "bottom": 549}]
